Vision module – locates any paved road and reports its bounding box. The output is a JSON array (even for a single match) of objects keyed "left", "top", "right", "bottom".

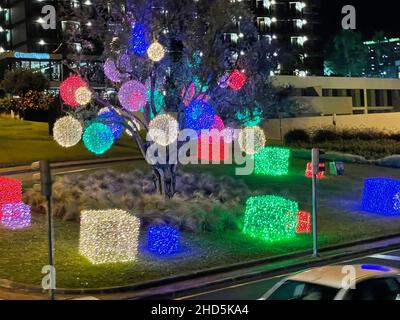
[{"left": 182, "top": 249, "right": 400, "bottom": 300}]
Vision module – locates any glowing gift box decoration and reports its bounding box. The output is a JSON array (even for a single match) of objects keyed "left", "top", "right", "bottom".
[
  {"left": 296, "top": 211, "right": 311, "bottom": 234},
  {"left": 79, "top": 210, "right": 141, "bottom": 264},
  {"left": 148, "top": 225, "right": 180, "bottom": 255},
  {"left": 0, "top": 177, "right": 23, "bottom": 219},
  {"left": 243, "top": 195, "right": 299, "bottom": 242},
  {"left": 305, "top": 162, "right": 325, "bottom": 179},
  {"left": 362, "top": 178, "right": 400, "bottom": 215},
  {"left": 254, "top": 147, "right": 291, "bottom": 176},
  {"left": 329, "top": 162, "right": 338, "bottom": 176},
  {"left": 1, "top": 203, "right": 31, "bottom": 230}
]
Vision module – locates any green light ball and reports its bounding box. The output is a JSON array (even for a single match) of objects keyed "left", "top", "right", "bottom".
[{"left": 83, "top": 123, "right": 114, "bottom": 155}]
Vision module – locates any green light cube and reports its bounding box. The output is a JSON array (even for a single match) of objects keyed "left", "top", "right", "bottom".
[
  {"left": 243, "top": 195, "right": 299, "bottom": 242},
  {"left": 254, "top": 147, "right": 291, "bottom": 176}
]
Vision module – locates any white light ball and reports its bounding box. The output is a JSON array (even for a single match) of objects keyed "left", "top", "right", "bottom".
[
  {"left": 148, "top": 114, "right": 179, "bottom": 146},
  {"left": 75, "top": 86, "right": 92, "bottom": 105},
  {"left": 147, "top": 41, "right": 165, "bottom": 62},
  {"left": 125, "top": 119, "right": 141, "bottom": 136},
  {"left": 53, "top": 116, "right": 83, "bottom": 148},
  {"left": 238, "top": 126, "right": 266, "bottom": 155}
]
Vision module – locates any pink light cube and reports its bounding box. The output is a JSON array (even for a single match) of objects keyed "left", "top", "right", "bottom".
[
  {"left": 1, "top": 202, "right": 31, "bottom": 230},
  {"left": 296, "top": 211, "right": 311, "bottom": 234}
]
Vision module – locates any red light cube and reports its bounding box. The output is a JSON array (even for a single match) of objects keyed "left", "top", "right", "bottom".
[
  {"left": 0, "top": 177, "right": 23, "bottom": 219},
  {"left": 305, "top": 162, "right": 325, "bottom": 179},
  {"left": 296, "top": 211, "right": 311, "bottom": 234}
]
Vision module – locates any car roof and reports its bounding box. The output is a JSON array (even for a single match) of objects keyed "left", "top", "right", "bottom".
[{"left": 288, "top": 265, "right": 399, "bottom": 289}]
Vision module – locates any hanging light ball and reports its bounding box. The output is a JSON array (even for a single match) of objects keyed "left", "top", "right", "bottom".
[
  {"left": 75, "top": 86, "right": 92, "bottom": 105},
  {"left": 60, "top": 76, "right": 88, "bottom": 107},
  {"left": 118, "top": 80, "right": 148, "bottom": 112},
  {"left": 184, "top": 99, "right": 215, "bottom": 132},
  {"left": 53, "top": 116, "right": 83, "bottom": 148},
  {"left": 98, "top": 107, "right": 123, "bottom": 140},
  {"left": 125, "top": 119, "right": 141, "bottom": 137},
  {"left": 238, "top": 126, "right": 266, "bottom": 155},
  {"left": 148, "top": 114, "right": 179, "bottom": 146},
  {"left": 83, "top": 123, "right": 115, "bottom": 155},
  {"left": 222, "top": 127, "right": 238, "bottom": 144},
  {"left": 147, "top": 41, "right": 165, "bottom": 62},
  {"left": 228, "top": 70, "right": 247, "bottom": 91},
  {"left": 104, "top": 58, "right": 122, "bottom": 83}
]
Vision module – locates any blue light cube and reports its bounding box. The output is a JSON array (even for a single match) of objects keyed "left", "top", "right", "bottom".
[
  {"left": 362, "top": 178, "right": 400, "bottom": 215},
  {"left": 148, "top": 225, "right": 180, "bottom": 255}
]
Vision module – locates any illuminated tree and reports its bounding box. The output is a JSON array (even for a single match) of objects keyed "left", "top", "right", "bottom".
[{"left": 59, "top": 0, "right": 296, "bottom": 197}]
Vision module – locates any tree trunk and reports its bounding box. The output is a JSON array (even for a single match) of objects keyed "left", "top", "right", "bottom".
[{"left": 152, "top": 164, "right": 177, "bottom": 198}]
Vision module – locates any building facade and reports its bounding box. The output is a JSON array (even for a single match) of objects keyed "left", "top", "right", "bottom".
[
  {"left": 363, "top": 37, "right": 400, "bottom": 79},
  {"left": 251, "top": 0, "right": 323, "bottom": 76}
]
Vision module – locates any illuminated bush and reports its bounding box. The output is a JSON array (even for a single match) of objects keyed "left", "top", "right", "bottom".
[
  {"left": 79, "top": 210, "right": 141, "bottom": 264},
  {"left": 254, "top": 147, "right": 291, "bottom": 176},
  {"left": 243, "top": 195, "right": 298, "bottom": 242},
  {"left": 147, "top": 225, "right": 180, "bottom": 255},
  {"left": 1, "top": 202, "right": 31, "bottom": 230},
  {"left": 362, "top": 178, "right": 400, "bottom": 215}
]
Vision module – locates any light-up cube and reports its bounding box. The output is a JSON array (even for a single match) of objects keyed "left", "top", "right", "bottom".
[
  {"left": 148, "top": 225, "right": 180, "bottom": 255},
  {"left": 362, "top": 178, "right": 400, "bottom": 215},
  {"left": 305, "top": 162, "right": 325, "bottom": 179},
  {"left": 296, "top": 211, "right": 311, "bottom": 234},
  {"left": 79, "top": 210, "right": 141, "bottom": 264},
  {"left": 1, "top": 202, "right": 31, "bottom": 229},
  {"left": 243, "top": 195, "right": 298, "bottom": 242},
  {"left": 254, "top": 147, "right": 291, "bottom": 176},
  {"left": 0, "top": 177, "right": 22, "bottom": 219}
]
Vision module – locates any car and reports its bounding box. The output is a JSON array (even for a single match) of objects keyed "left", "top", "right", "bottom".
[{"left": 259, "top": 264, "right": 400, "bottom": 300}]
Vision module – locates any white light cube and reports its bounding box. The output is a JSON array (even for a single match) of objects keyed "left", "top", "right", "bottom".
[{"left": 79, "top": 210, "right": 140, "bottom": 264}]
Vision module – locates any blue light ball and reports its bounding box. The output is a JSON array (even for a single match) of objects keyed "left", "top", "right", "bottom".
[
  {"left": 98, "top": 111, "right": 123, "bottom": 140},
  {"left": 130, "top": 23, "right": 149, "bottom": 57},
  {"left": 83, "top": 123, "right": 114, "bottom": 155},
  {"left": 148, "top": 225, "right": 180, "bottom": 255},
  {"left": 184, "top": 100, "right": 215, "bottom": 132}
]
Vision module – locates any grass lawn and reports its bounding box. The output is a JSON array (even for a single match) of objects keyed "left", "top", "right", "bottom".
[
  {"left": 1, "top": 156, "right": 400, "bottom": 289},
  {"left": 0, "top": 118, "right": 138, "bottom": 167}
]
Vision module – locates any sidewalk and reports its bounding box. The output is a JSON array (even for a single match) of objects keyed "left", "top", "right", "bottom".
[{"left": 1, "top": 234, "right": 399, "bottom": 300}]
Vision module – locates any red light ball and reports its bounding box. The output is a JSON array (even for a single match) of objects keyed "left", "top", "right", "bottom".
[
  {"left": 228, "top": 70, "right": 246, "bottom": 91},
  {"left": 60, "top": 76, "right": 88, "bottom": 107}
]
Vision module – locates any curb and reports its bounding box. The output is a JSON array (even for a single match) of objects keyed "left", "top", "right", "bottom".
[
  {"left": 0, "top": 157, "right": 144, "bottom": 176},
  {"left": 1, "top": 233, "right": 400, "bottom": 297}
]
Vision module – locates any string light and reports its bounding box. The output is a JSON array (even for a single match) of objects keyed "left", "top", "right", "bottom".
[
  {"left": 254, "top": 147, "right": 291, "bottom": 176},
  {"left": 148, "top": 114, "right": 179, "bottom": 146},
  {"left": 181, "top": 82, "right": 196, "bottom": 107},
  {"left": 147, "top": 41, "right": 165, "bottom": 62},
  {"left": 228, "top": 70, "right": 246, "bottom": 91},
  {"left": 60, "top": 76, "right": 88, "bottom": 107},
  {"left": 147, "top": 225, "right": 180, "bottom": 255},
  {"left": 362, "top": 178, "right": 400, "bottom": 215},
  {"left": 130, "top": 23, "right": 149, "bottom": 56},
  {"left": 238, "top": 126, "right": 266, "bottom": 155},
  {"left": 243, "top": 195, "right": 299, "bottom": 242},
  {"left": 148, "top": 90, "right": 166, "bottom": 118},
  {"left": 1, "top": 203, "right": 31, "bottom": 230},
  {"left": 53, "top": 116, "right": 83, "bottom": 148},
  {"left": 98, "top": 108, "right": 123, "bottom": 140},
  {"left": 75, "top": 86, "right": 92, "bottom": 105},
  {"left": 0, "top": 177, "right": 22, "bottom": 220},
  {"left": 118, "top": 53, "right": 132, "bottom": 73},
  {"left": 118, "top": 80, "right": 148, "bottom": 112},
  {"left": 236, "top": 107, "right": 262, "bottom": 126},
  {"left": 296, "top": 211, "right": 311, "bottom": 234},
  {"left": 104, "top": 58, "right": 122, "bottom": 83},
  {"left": 83, "top": 122, "right": 114, "bottom": 155},
  {"left": 185, "top": 99, "right": 215, "bottom": 132},
  {"left": 218, "top": 73, "right": 230, "bottom": 89},
  {"left": 79, "top": 210, "right": 141, "bottom": 264}
]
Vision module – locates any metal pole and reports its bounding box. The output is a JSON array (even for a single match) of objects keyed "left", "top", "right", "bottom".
[
  {"left": 311, "top": 149, "right": 319, "bottom": 258},
  {"left": 47, "top": 195, "right": 55, "bottom": 301}
]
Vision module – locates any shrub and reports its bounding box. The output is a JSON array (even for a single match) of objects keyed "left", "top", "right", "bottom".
[
  {"left": 284, "top": 129, "right": 310, "bottom": 144},
  {"left": 312, "top": 129, "right": 340, "bottom": 143},
  {"left": 24, "top": 170, "right": 252, "bottom": 233}
]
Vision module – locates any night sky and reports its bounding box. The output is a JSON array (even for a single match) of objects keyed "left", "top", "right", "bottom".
[{"left": 320, "top": 0, "right": 399, "bottom": 44}]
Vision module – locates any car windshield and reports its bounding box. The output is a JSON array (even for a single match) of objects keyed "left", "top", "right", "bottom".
[{"left": 268, "top": 280, "right": 339, "bottom": 300}]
